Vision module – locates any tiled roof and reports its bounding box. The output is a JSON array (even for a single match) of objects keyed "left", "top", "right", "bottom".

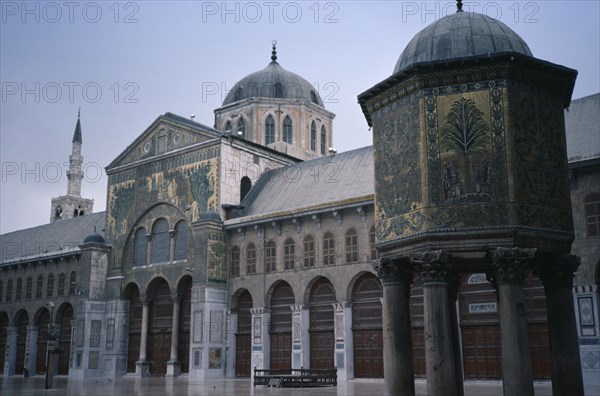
[
  {"left": 566, "top": 93, "right": 600, "bottom": 163},
  {"left": 227, "top": 146, "right": 373, "bottom": 224},
  {"left": 0, "top": 212, "right": 106, "bottom": 264}
]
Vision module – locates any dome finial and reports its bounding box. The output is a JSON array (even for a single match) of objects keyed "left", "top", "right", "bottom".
[
  {"left": 271, "top": 40, "right": 277, "bottom": 62},
  {"left": 457, "top": 0, "right": 463, "bottom": 12},
  {"left": 78, "top": 106, "right": 81, "bottom": 118}
]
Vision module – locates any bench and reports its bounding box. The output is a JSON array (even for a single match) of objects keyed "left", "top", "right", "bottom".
[{"left": 253, "top": 367, "right": 337, "bottom": 388}]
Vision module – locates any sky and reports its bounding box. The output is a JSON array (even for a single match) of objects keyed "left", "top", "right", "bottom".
[{"left": 1, "top": 0, "right": 599, "bottom": 234}]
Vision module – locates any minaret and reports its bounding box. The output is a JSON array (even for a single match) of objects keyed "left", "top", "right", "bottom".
[
  {"left": 50, "top": 109, "right": 94, "bottom": 222},
  {"left": 67, "top": 108, "right": 84, "bottom": 196}
]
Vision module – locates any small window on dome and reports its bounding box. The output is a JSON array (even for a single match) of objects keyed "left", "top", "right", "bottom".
[
  {"left": 237, "top": 118, "right": 245, "bottom": 136},
  {"left": 225, "top": 121, "right": 232, "bottom": 133},
  {"left": 265, "top": 115, "right": 275, "bottom": 145},
  {"left": 321, "top": 125, "right": 327, "bottom": 155},
  {"left": 283, "top": 116, "right": 292, "bottom": 144},
  {"left": 274, "top": 82, "right": 284, "bottom": 99},
  {"left": 234, "top": 87, "right": 243, "bottom": 102},
  {"left": 310, "top": 90, "right": 318, "bottom": 104}
]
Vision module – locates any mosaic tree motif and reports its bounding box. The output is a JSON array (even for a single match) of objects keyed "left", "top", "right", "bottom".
[{"left": 441, "top": 97, "right": 491, "bottom": 204}]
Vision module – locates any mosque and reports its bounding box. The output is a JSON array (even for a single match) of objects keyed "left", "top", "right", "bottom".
[{"left": 1, "top": 3, "right": 598, "bottom": 395}]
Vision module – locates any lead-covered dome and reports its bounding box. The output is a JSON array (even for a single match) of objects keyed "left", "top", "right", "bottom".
[
  {"left": 393, "top": 11, "right": 532, "bottom": 74},
  {"left": 222, "top": 44, "right": 324, "bottom": 107}
]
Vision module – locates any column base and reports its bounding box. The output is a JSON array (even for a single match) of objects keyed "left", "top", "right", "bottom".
[
  {"left": 166, "top": 360, "right": 181, "bottom": 377},
  {"left": 135, "top": 360, "right": 151, "bottom": 377}
]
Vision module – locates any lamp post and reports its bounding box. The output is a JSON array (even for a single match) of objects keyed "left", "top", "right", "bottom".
[{"left": 45, "top": 302, "right": 58, "bottom": 390}]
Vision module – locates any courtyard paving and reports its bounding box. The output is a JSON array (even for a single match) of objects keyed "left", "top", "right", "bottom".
[{"left": 0, "top": 376, "right": 561, "bottom": 396}]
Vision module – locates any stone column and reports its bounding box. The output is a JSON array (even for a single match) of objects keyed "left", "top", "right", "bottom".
[
  {"left": 168, "top": 230, "right": 176, "bottom": 263},
  {"left": 4, "top": 326, "right": 17, "bottom": 376},
  {"left": 447, "top": 273, "right": 464, "bottom": 396},
  {"left": 373, "top": 257, "right": 415, "bottom": 396},
  {"left": 489, "top": 247, "right": 535, "bottom": 396},
  {"left": 412, "top": 250, "right": 457, "bottom": 396},
  {"left": 291, "top": 305, "right": 309, "bottom": 370},
  {"left": 250, "top": 308, "right": 270, "bottom": 380},
  {"left": 145, "top": 235, "right": 152, "bottom": 266},
  {"left": 25, "top": 325, "right": 38, "bottom": 377},
  {"left": 166, "top": 293, "right": 181, "bottom": 377},
  {"left": 535, "top": 253, "right": 584, "bottom": 396},
  {"left": 136, "top": 297, "right": 150, "bottom": 376}
]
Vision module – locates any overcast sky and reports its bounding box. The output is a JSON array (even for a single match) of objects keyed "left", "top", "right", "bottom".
[{"left": 1, "top": 1, "right": 599, "bottom": 234}]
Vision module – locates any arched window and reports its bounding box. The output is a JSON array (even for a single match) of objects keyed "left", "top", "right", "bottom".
[
  {"left": 265, "top": 115, "right": 275, "bottom": 145},
  {"left": 303, "top": 235, "right": 315, "bottom": 268},
  {"left": 133, "top": 227, "right": 147, "bottom": 267},
  {"left": 310, "top": 90, "right": 319, "bottom": 104},
  {"left": 47, "top": 274, "right": 54, "bottom": 297},
  {"left": 230, "top": 246, "right": 240, "bottom": 277},
  {"left": 237, "top": 117, "right": 245, "bottom": 136},
  {"left": 6, "top": 280, "right": 13, "bottom": 302},
  {"left": 174, "top": 221, "right": 188, "bottom": 261},
  {"left": 323, "top": 232, "right": 335, "bottom": 266},
  {"left": 0, "top": 280, "right": 3, "bottom": 303},
  {"left": 346, "top": 229, "right": 358, "bottom": 263},
  {"left": 15, "top": 278, "right": 22, "bottom": 301},
  {"left": 283, "top": 116, "right": 292, "bottom": 144},
  {"left": 284, "top": 238, "right": 295, "bottom": 270},
  {"left": 240, "top": 176, "right": 252, "bottom": 202},
  {"left": 370, "top": 226, "right": 377, "bottom": 261},
  {"left": 58, "top": 273, "right": 65, "bottom": 296},
  {"left": 69, "top": 272, "right": 76, "bottom": 295},
  {"left": 584, "top": 192, "right": 600, "bottom": 237},
  {"left": 246, "top": 244, "right": 257, "bottom": 274},
  {"left": 151, "top": 219, "right": 170, "bottom": 264},
  {"left": 225, "top": 121, "right": 233, "bottom": 133},
  {"left": 25, "top": 277, "right": 32, "bottom": 299},
  {"left": 265, "top": 241, "right": 277, "bottom": 273},
  {"left": 310, "top": 121, "right": 317, "bottom": 151},
  {"left": 36, "top": 276, "right": 43, "bottom": 299},
  {"left": 320, "top": 126, "right": 327, "bottom": 155}
]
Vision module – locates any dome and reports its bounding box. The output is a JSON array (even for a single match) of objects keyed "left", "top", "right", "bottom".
[
  {"left": 222, "top": 44, "right": 324, "bottom": 107},
  {"left": 83, "top": 232, "right": 106, "bottom": 244},
  {"left": 393, "top": 11, "right": 533, "bottom": 74}
]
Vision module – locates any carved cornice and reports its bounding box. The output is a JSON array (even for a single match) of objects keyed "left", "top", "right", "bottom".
[
  {"left": 373, "top": 257, "right": 413, "bottom": 286},
  {"left": 489, "top": 247, "right": 536, "bottom": 285},
  {"left": 411, "top": 250, "right": 452, "bottom": 284},
  {"left": 534, "top": 253, "right": 580, "bottom": 289}
]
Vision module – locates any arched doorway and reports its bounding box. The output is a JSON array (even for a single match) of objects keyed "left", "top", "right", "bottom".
[
  {"left": 35, "top": 308, "right": 50, "bottom": 374},
  {"left": 0, "top": 312, "right": 8, "bottom": 373},
  {"left": 126, "top": 285, "right": 142, "bottom": 373},
  {"left": 178, "top": 276, "right": 192, "bottom": 374},
  {"left": 270, "top": 282, "right": 294, "bottom": 370},
  {"left": 352, "top": 273, "right": 383, "bottom": 378},
  {"left": 15, "top": 310, "right": 29, "bottom": 375},
  {"left": 148, "top": 278, "right": 172, "bottom": 376},
  {"left": 235, "top": 290, "right": 253, "bottom": 377},
  {"left": 57, "top": 304, "right": 73, "bottom": 375},
  {"left": 309, "top": 277, "right": 335, "bottom": 369}
]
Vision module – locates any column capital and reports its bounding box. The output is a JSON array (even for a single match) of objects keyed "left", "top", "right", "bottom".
[
  {"left": 411, "top": 250, "right": 452, "bottom": 284},
  {"left": 170, "top": 293, "right": 181, "bottom": 303},
  {"left": 489, "top": 247, "right": 536, "bottom": 285},
  {"left": 140, "top": 296, "right": 152, "bottom": 305},
  {"left": 373, "top": 257, "right": 413, "bottom": 285},
  {"left": 250, "top": 307, "right": 268, "bottom": 315},
  {"left": 534, "top": 253, "right": 580, "bottom": 289}
]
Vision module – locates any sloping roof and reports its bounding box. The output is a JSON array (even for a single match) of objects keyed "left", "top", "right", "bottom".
[
  {"left": 566, "top": 93, "right": 600, "bottom": 163},
  {"left": 0, "top": 211, "right": 106, "bottom": 264},
  {"left": 227, "top": 146, "right": 374, "bottom": 225}
]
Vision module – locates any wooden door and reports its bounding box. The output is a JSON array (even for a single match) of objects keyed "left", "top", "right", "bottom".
[
  {"left": 352, "top": 273, "right": 383, "bottom": 378},
  {"left": 148, "top": 280, "right": 172, "bottom": 376},
  {"left": 58, "top": 305, "right": 73, "bottom": 375},
  {"left": 15, "top": 311, "right": 28, "bottom": 375},
  {"left": 309, "top": 278, "right": 335, "bottom": 369},
  {"left": 270, "top": 282, "right": 294, "bottom": 371},
  {"left": 235, "top": 290, "right": 252, "bottom": 377},
  {"left": 127, "top": 288, "right": 142, "bottom": 373},
  {"left": 178, "top": 278, "right": 192, "bottom": 374},
  {"left": 36, "top": 310, "right": 50, "bottom": 374}
]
